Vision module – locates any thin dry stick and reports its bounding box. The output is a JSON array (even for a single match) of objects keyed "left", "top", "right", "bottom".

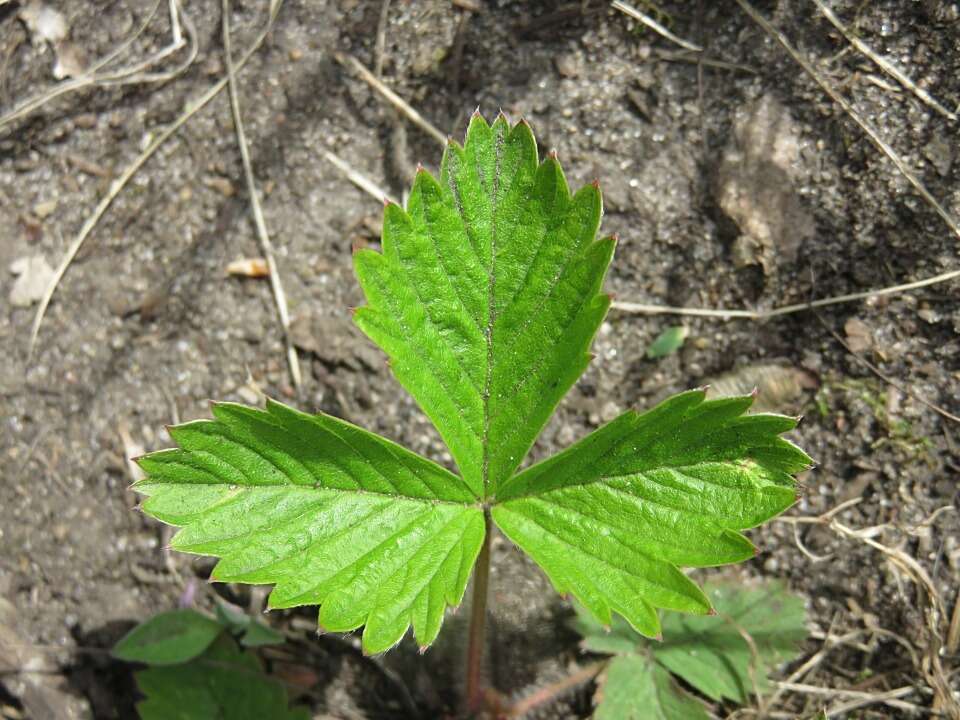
[
  {"left": 811, "top": 0, "right": 957, "bottom": 121},
  {"left": 373, "top": 0, "right": 392, "bottom": 78},
  {"left": 779, "top": 682, "right": 922, "bottom": 713},
  {"left": 612, "top": 1, "right": 703, "bottom": 52},
  {"left": 27, "top": 1, "right": 284, "bottom": 359},
  {"left": 323, "top": 150, "right": 396, "bottom": 205},
  {"left": 222, "top": 0, "right": 301, "bottom": 389},
  {"left": 823, "top": 684, "right": 924, "bottom": 716},
  {"left": 0, "top": 0, "right": 194, "bottom": 131},
  {"left": 734, "top": 0, "right": 960, "bottom": 243},
  {"left": 612, "top": 266, "right": 960, "bottom": 318},
  {"left": 335, "top": 52, "right": 446, "bottom": 146}
]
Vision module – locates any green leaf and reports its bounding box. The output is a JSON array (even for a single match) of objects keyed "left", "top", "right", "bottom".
[
  {"left": 215, "top": 601, "right": 285, "bottom": 647},
  {"left": 646, "top": 326, "right": 687, "bottom": 359},
  {"left": 134, "top": 634, "right": 309, "bottom": 720},
  {"left": 654, "top": 581, "right": 807, "bottom": 703},
  {"left": 574, "top": 581, "right": 808, "bottom": 713},
  {"left": 595, "top": 656, "right": 708, "bottom": 720},
  {"left": 113, "top": 609, "right": 222, "bottom": 665},
  {"left": 135, "top": 399, "right": 484, "bottom": 654},
  {"left": 134, "top": 113, "right": 811, "bottom": 660},
  {"left": 493, "top": 390, "right": 810, "bottom": 638},
  {"left": 353, "top": 112, "right": 613, "bottom": 497}
]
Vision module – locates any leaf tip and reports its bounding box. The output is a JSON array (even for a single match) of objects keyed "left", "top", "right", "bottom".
[
  {"left": 707, "top": 607, "right": 718, "bottom": 616},
  {"left": 651, "top": 632, "right": 663, "bottom": 642},
  {"left": 471, "top": 105, "right": 482, "bottom": 119},
  {"left": 591, "top": 178, "right": 601, "bottom": 189},
  {"left": 547, "top": 148, "right": 558, "bottom": 159},
  {"left": 418, "top": 645, "right": 429, "bottom": 655},
  {"left": 750, "top": 385, "right": 760, "bottom": 399}
]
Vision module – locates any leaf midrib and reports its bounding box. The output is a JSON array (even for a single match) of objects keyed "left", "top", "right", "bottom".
[{"left": 480, "top": 126, "right": 504, "bottom": 501}]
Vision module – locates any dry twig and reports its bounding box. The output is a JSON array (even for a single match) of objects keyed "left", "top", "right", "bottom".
[
  {"left": 222, "top": 0, "right": 301, "bottom": 389},
  {"left": 323, "top": 150, "right": 396, "bottom": 205},
  {"left": 612, "top": 0, "right": 702, "bottom": 52},
  {"left": 611, "top": 266, "right": 960, "bottom": 319},
  {"left": 335, "top": 52, "right": 446, "bottom": 146}
]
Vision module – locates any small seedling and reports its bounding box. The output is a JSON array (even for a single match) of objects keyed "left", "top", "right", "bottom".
[
  {"left": 572, "top": 581, "right": 807, "bottom": 718},
  {"left": 132, "top": 113, "right": 811, "bottom": 712},
  {"left": 113, "top": 607, "right": 306, "bottom": 719}
]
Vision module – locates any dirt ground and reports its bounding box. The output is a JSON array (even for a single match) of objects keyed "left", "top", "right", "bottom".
[{"left": 1, "top": 1, "right": 958, "bottom": 718}]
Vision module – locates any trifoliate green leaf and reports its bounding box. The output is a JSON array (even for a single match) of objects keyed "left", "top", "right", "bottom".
[
  {"left": 134, "top": 113, "right": 811, "bottom": 659},
  {"left": 654, "top": 581, "right": 807, "bottom": 702},
  {"left": 493, "top": 390, "right": 810, "bottom": 638},
  {"left": 353, "top": 112, "right": 613, "bottom": 498},
  {"left": 594, "top": 656, "right": 708, "bottom": 720},
  {"left": 134, "top": 634, "right": 309, "bottom": 720},
  {"left": 112, "top": 609, "right": 222, "bottom": 665},
  {"left": 646, "top": 325, "right": 687, "bottom": 359},
  {"left": 574, "top": 581, "right": 808, "bottom": 718},
  {"left": 135, "top": 400, "right": 484, "bottom": 654}
]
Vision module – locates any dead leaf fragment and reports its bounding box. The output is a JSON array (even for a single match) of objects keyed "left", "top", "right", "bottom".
[
  {"left": 9, "top": 255, "right": 55, "bottom": 308},
  {"left": 706, "top": 363, "right": 818, "bottom": 413},
  {"left": 226, "top": 258, "right": 269, "bottom": 278}
]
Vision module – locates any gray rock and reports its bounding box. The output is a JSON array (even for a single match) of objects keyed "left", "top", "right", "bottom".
[{"left": 716, "top": 95, "right": 815, "bottom": 274}]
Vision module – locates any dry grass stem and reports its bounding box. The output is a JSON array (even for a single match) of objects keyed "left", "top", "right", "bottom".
[
  {"left": 27, "top": 1, "right": 285, "bottom": 360},
  {"left": 811, "top": 0, "right": 957, "bottom": 121},
  {"left": 374, "top": 0, "right": 392, "bottom": 78},
  {"left": 323, "top": 150, "right": 397, "bottom": 205},
  {"left": 612, "top": 266, "right": 960, "bottom": 320},
  {"left": 222, "top": 0, "right": 301, "bottom": 389},
  {"left": 335, "top": 52, "right": 446, "bottom": 146},
  {"left": 612, "top": 1, "right": 703, "bottom": 52}
]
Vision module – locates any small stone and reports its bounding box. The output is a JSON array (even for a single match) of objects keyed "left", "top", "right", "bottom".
[
  {"left": 9, "top": 255, "right": 55, "bottom": 307},
  {"left": 554, "top": 52, "right": 582, "bottom": 78},
  {"left": 204, "top": 176, "right": 235, "bottom": 197},
  {"left": 843, "top": 317, "right": 873, "bottom": 353},
  {"left": 32, "top": 199, "right": 57, "bottom": 218}
]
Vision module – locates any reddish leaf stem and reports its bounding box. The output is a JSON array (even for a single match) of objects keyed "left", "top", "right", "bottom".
[{"left": 465, "top": 510, "right": 492, "bottom": 713}]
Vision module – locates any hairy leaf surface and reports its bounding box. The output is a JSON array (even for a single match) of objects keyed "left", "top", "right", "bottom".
[
  {"left": 494, "top": 390, "right": 810, "bottom": 637},
  {"left": 135, "top": 400, "right": 483, "bottom": 653},
  {"left": 354, "top": 112, "right": 613, "bottom": 497}
]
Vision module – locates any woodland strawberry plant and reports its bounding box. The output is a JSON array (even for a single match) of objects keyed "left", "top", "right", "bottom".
[{"left": 133, "top": 112, "right": 811, "bottom": 713}]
